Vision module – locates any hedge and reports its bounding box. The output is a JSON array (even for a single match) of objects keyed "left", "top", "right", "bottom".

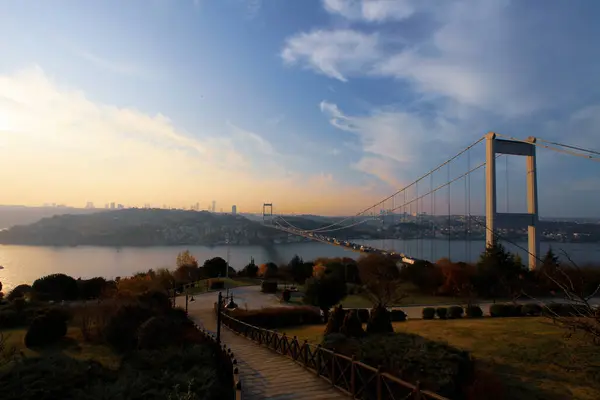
[
  {"left": 225, "top": 306, "right": 322, "bottom": 329},
  {"left": 422, "top": 307, "right": 436, "bottom": 320},
  {"left": 465, "top": 306, "right": 483, "bottom": 318},
  {"left": 260, "top": 281, "right": 278, "bottom": 294},
  {"left": 447, "top": 306, "right": 464, "bottom": 319},
  {"left": 436, "top": 307, "right": 448, "bottom": 319},
  {"left": 389, "top": 309, "right": 407, "bottom": 322}
]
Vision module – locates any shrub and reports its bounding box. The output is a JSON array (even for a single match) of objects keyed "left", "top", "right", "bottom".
[
  {"left": 226, "top": 306, "right": 322, "bottom": 329},
  {"left": 31, "top": 273, "right": 78, "bottom": 301},
  {"left": 436, "top": 307, "right": 448, "bottom": 319},
  {"left": 282, "top": 289, "right": 291, "bottom": 302},
  {"left": 303, "top": 276, "right": 347, "bottom": 319},
  {"left": 357, "top": 332, "right": 474, "bottom": 398},
  {"left": 366, "top": 305, "right": 393, "bottom": 334},
  {"left": 357, "top": 309, "right": 370, "bottom": 323},
  {"left": 340, "top": 309, "right": 365, "bottom": 338},
  {"left": 137, "top": 290, "right": 171, "bottom": 312},
  {"left": 508, "top": 304, "right": 523, "bottom": 317},
  {"left": 321, "top": 333, "right": 361, "bottom": 355},
  {"left": 138, "top": 316, "right": 184, "bottom": 350},
  {"left": 0, "top": 310, "right": 25, "bottom": 329},
  {"left": 522, "top": 303, "right": 542, "bottom": 316},
  {"left": 447, "top": 306, "right": 464, "bottom": 319},
  {"left": 390, "top": 309, "right": 407, "bottom": 322},
  {"left": 324, "top": 305, "right": 346, "bottom": 335},
  {"left": 24, "top": 311, "right": 68, "bottom": 348},
  {"left": 465, "top": 305, "right": 483, "bottom": 318},
  {"left": 209, "top": 279, "right": 225, "bottom": 290},
  {"left": 104, "top": 304, "right": 154, "bottom": 352},
  {"left": 7, "top": 284, "right": 32, "bottom": 301},
  {"left": 12, "top": 297, "right": 26, "bottom": 313},
  {"left": 261, "top": 281, "right": 278, "bottom": 293},
  {"left": 422, "top": 307, "right": 436, "bottom": 320},
  {"left": 489, "top": 304, "right": 511, "bottom": 317}
]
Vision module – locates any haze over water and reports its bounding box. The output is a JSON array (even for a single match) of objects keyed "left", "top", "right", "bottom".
[{"left": 1, "top": 240, "right": 598, "bottom": 291}]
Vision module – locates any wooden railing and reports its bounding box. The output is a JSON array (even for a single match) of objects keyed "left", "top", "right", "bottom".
[
  {"left": 195, "top": 322, "right": 243, "bottom": 400},
  {"left": 218, "top": 311, "right": 448, "bottom": 400}
]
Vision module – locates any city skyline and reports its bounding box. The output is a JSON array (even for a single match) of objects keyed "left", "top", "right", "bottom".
[{"left": 0, "top": 1, "right": 599, "bottom": 216}]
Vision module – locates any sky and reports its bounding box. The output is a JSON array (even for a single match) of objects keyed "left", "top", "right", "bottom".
[{"left": 0, "top": 0, "right": 599, "bottom": 217}]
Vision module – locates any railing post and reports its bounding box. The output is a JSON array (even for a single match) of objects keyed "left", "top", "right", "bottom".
[
  {"left": 330, "top": 348, "right": 336, "bottom": 386},
  {"left": 376, "top": 365, "right": 382, "bottom": 400},
  {"left": 216, "top": 291, "right": 222, "bottom": 344},
  {"left": 350, "top": 355, "right": 356, "bottom": 396},
  {"left": 413, "top": 381, "right": 422, "bottom": 400},
  {"left": 303, "top": 339, "right": 309, "bottom": 367},
  {"left": 316, "top": 344, "right": 322, "bottom": 376}
]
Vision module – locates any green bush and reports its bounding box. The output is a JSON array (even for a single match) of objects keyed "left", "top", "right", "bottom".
[
  {"left": 24, "top": 310, "right": 68, "bottom": 348},
  {"left": 138, "top": 316, "right": 184, "bottom": 350},
  {"left": 282, "top": 289, "right": 291, "bottom": 302},
  {"left": 422, "top": 307, "right": 436, "bottom": 320},
  {"left": 226, "top": 306, "right": 322, "bottom": 329},
  {"left": 137, "top": 290, "right": 171, "bottom": 312},
  {"left": 0, "top": 310, "right": 25, "bottom": 329},
  {"left": 31, "top": 273, "right": 78, "bottom": 301},
  {"left": 357, "top": 333, "right": 474, "bottom": 398},
  {"left": 390, "top": 309, "right": 407, "bottom": 322},
  {"left": 321, "top": 333, "right": 361, "bottom": 355},
  {"left": 489, "top": 303, "right": 511, "bottom": 317},
  {"left": 324, "top": 305, "right": 346, "bottom": 335},
  {"left": 260, "top": 281, "right": 278, "bottom": 293},
  {"left": 104, "top": 304, "right": 154, "bottom": 353},
  {"left": 436, "top": 307, "right": 448, "bottom": 319},
  {"left": 366, "top": 305, "right": 393, "bottom": 334},
  {"left": 522, "top": 303, "right": 542, "bottom": 316},
  {"left": 447, "top": 306, "right": 464, "bottom": 319},
  {"left": 465, "top": 306, "right": 483, "bottom": 318}
]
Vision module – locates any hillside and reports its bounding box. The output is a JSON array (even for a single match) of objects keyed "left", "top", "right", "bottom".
[
  {"left": 0, "top": 209, "right": 288, "bottom": 246},
  {"left": 0, "top": 205, "right": 102, "bottom": 229}
]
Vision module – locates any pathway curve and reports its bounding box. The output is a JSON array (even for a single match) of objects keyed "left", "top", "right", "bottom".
[{"left": 182, "top": 292, "right": 346, "bottom": 400}]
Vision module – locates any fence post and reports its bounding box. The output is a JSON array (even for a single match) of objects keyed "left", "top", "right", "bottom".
[
  {"left": 303, "top": 339, "right": 309, "bottom": 367},
  {"left": 316, "top": 344, "right": 322, "bottom": 376},
  {"left": 413, "top": 381, "right": 422, "bottom": 400},
  {"left": 330, "top": 348, "right": 336, "bottom": 386}
]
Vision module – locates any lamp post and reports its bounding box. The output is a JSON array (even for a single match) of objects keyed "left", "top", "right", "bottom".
[{"left": 216, "top": 291, "right": 222, "bottom": 344}]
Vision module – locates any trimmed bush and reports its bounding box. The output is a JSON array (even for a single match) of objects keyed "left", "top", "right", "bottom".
[
  {"left": 321, "top": 333, "right": 361, "bottom": 355},
  {"left": 522, "top": 303, "right": 542, "bottom": 316},
  {"left": 282, "top": 289, "right": 291, "bottom": 302},
  {"left": 447, "top": 306, "right": 464, "bottom": 319},
  {"left": 24, "top": 310, "right": 69, "bottom": 348},
  {"left": 357, "top": 308, "right": 370, "bottom": 324},
  {"left": 260, "top": 281, "right": 278, "bottom": 293},
  {"left": 340, "top": 309, "right": 365, "bottom": 338},
  {"left": 324, "top": 305, "right": 346, "bottom": 335},
  {"left": 465, "top": 306, "right": 483, "bottom": 318},
  {"left": 226, "top": 306, "right": 322, "bottom": 329},
  {"left": 436, "top": 307, "right": 448, "bottom": 319},
  {"left": 422, "top": 307, "right": 436, "bottom": 320},
  {"left": 366, "top": 305, "right": 393, "bottom": 334},
  {"left": 209, "top": 279, "right": 225, "bottom": 290},
  {"left": 508, "top": 304, "right": 523, "bottom": 317},
  {"left": 390, "top": 309, "right": 407, "bottom": 322},
  {"left": 489, "top": 303, "right": 511, "bottom": 317}
]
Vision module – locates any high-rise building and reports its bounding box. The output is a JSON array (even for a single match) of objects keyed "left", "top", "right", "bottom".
[
  {"left": 85, "top": 202, "right": 95, "bottom": 209},
  {"left": 232, "top": 205, "right": 237, "bottom": 215},
  {"left": 110, "top": 202, "right": 115, "bottom": 209},
  {"left": 117, "top": 204, "right": 124, "bottom": 209},
  {"left": 212, "top": 200, "right": 216, "bottom": 213}
]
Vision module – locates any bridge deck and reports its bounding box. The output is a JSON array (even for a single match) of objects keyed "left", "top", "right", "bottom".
[{"left": 190, "top": 309, "right": 346, "bottom": 400}]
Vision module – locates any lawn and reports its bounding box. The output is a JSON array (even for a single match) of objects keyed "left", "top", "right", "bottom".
[
  {"left": 282, "top": 317, "right": 600, "bottom": 400},
  {"left": 1, "top": 327, "right": 121, "bottom": 369},
  {"left": 186, "top": 277, "right": 259, "bottom": 295}
]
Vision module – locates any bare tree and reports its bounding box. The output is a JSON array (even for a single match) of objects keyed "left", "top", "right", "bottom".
[{"left": 357, "top": 253, "right": 407, "bottom": 307}]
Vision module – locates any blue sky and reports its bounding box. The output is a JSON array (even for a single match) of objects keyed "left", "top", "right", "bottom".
[{"left": 0, "top": 0, "right": 599, "bottom": 216}]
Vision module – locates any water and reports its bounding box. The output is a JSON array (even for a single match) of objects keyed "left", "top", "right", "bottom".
[{"left": 1, "top": 240, "right": 599, "bottom": 291}]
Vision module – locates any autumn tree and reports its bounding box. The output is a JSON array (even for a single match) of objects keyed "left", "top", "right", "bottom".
[
  {"left": 357, "top": 253, "right": 406, "bottom": 307},
  {"left": 177, "top": 250, "right": 198, "bottom": 269},
  {"left": 259, "top": 262, "right": 278, "bottom": 280}
]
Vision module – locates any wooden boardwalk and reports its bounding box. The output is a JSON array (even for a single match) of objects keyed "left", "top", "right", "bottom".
[{"left": 190, "top": 310, "right": 347, "bottom": 400}]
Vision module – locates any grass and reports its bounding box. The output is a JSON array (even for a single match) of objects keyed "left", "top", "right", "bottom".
[
  {"left": 282, "top": 317, "right": 600, "bottom": 400},
  {"left": 1, "top": 327, "right": 121, "bottom": 369},
  {"left": 185, "top": 277, "right": 259, "bottom": 295}
]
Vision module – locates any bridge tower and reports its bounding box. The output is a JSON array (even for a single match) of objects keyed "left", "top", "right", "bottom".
[
  {"left": 485, "top": 132, "right": 539, "bottom": 270},
  {"left": 262, "top": 203, "right": 274, "bottom": 225}
]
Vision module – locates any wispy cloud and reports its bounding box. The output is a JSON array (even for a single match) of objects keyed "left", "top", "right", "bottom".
[
  {"left": 81, "top": 51, "right": 155, "bottom": 79},
  {"left": 266, "top": 114, "right": 285, "bottom": 126},
  {"left": 322, "top": 0, "right": 416, "bottom": 22}
]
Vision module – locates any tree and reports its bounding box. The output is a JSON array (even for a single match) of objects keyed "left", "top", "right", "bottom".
[
  {"left": 357, "top": 253, "right": 406, "bottom": 307},
  {"left": 7, "top": 284, "right": 32, "bottom": 301},
  {"left": 475, "top": 242, "right": 525, "bottom": 299},
  {"left": 77, "top": 277, "right": 108, "bottom": 300},
  {"left": 303, "top": 275, "right": 347, "bottom": 321},
  {"left": 176, "top": 250, "right": 198, "bottom": 269},
  {"left": 32, "top": 273, "right": 78, "bottom": 301},
  {"left": 203, "top": 257, "right": 228, "bottom": 278},
  {"left": 289, "top": 255, "right": 312, "bottom": 284},
  {"left": 0, "top": 280, "right": 3, "bottom": 300},
  {"left": 258, "top": 262, "right": 278, "bottom": 280},
  {"left": 243, "top": 258, "right": 258, "bottom": 277}
]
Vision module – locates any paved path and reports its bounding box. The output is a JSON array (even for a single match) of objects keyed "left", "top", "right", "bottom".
[{"left": 182, "top": 292, "right": 346, "bottom": 400}]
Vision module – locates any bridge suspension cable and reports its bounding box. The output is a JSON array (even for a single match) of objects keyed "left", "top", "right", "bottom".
[
  {"left": 495, "top": 133, "right": 600, "bottom": 162},
  {"left": 280, "top": 136, "right": 487, "bottom": 234}
]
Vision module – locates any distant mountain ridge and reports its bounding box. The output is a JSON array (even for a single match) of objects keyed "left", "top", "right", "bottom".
[{"left": 0, "top": 209, "right": 288, "bottom": 247}]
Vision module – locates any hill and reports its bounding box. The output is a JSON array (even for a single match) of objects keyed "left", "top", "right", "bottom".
[
  {"left": 0, "top": 209, "right": 288, "bottom": 246},
  {"left": 0, "top": 205, "right": 102, "bottom": 229}
]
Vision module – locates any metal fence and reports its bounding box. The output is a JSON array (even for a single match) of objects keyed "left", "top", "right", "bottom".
[
  {"left": 195, "top": 323, "right": 243, "bottom": 400},
  {"left": 219, "top": 311, "right": 448, "bottom": 400}
]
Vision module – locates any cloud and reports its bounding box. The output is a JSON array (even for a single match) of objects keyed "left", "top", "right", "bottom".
[
  {"left": 0, "top": 66, "right": 383, "bottom": 215},
  {"left": 322, "top": 0, "right": 416, "bottom": 22},
  {"left": 81, "top": 51, "right": 154, "bottom": 79},
  {"left": 266, "top": 114, "right": 285, "bottom": 126},
  {"left": 281, "top": 30, "right": 380, "bottom": 82}
]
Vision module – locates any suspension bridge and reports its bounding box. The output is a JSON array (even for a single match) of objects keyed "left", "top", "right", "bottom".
[{"left": 261, "top": 132, "right": 600, "bottom": 269}]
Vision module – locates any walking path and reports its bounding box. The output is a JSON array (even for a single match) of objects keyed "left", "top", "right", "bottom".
[{"left": 186, "top": 299, "right": 346, "bottom": 400}]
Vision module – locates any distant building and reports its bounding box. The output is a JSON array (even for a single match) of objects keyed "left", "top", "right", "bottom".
[
  {"left": 117, "top": 204, "right": 124, "bottom": 209},
  {"left": 212, "top": 200, "right": 216, "bottom": 213},
  {"left": 110, "top": 202, "right": 115, "bottom": 209},
  {"left": 232, "top": 205, "right": 237, "bottom": 215}
]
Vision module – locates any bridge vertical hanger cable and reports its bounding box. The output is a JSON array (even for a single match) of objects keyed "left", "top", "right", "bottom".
[
  {"left": 416, "top": 180, "right": 420, "bottom": 259},
  {"left": 464, "top": 159, "right": 468, "bottom": 260},
  {"left": 467, "top": 147, "right": 472, "bottom": 261},
  {"left": 447, "top": 163, "right": 451, "bottom": 261},
  {"left": 403, "top": 188, "right": 407, "bottom": 255},
  {"left": 392, "top": 194, "right": 395, "bottom": 253},
  {"left": 505, "top": 156, "right": 509, "bottom": 213},
  {"left": 430, "top": 172, "right": 434, "bottom": 261}
]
